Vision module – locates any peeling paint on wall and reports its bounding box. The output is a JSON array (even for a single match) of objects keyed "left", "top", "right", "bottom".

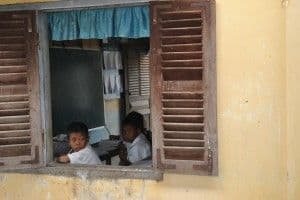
[{"left": 282, "top": 0, "right": 289, "bottom": 7}]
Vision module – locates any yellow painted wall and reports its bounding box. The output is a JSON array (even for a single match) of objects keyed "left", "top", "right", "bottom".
[
  {"left": 0, "top": 0, "right": 297, "bottom": 200},
  {"left": 286, "top": 0, "right": 300, "bottom": 200}
]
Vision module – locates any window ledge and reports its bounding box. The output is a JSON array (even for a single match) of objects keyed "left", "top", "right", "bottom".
[{"left": 1, "top": 164, "right": 163, "bottom": 181}]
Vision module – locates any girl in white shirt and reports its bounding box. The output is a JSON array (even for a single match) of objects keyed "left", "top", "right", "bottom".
[
  {"left": 57, "top": 122, "right": 102, "bottom": 165},
  {"left": 119, "top": 112, "right": 151, "bottom": 165}
]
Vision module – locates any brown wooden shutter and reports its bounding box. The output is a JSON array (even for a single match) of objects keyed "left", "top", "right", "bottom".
[
  {"left": 150, "top": 0, "right": 217, "bottom": 175},
  {"left": 0, "top": 11, "right": 43, "bottom": 169}
]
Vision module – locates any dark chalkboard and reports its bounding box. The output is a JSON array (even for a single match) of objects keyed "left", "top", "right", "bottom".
[{"left": 50, "top": 48, "right": 104, "bottom": 135}]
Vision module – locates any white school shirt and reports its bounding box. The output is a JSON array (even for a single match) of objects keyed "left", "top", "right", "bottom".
[
  {"left": 124, "top": 133, "right": 151, "bottom": 164},
  {"left": 68, "top": 145, "right": 102, "bottom": 165}
]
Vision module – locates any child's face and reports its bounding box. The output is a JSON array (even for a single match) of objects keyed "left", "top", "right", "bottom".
[
  {"left": 122, "top": 125, "right": 139, "bottom": 143},
  {"left": 69, "top": 132, "right": 87, "bottom": 152}
]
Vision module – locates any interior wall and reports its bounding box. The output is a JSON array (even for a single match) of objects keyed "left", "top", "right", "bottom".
[
  {"left": 104, "top": 99, "right": 121, "bottom": 135},
  {"left": 82, "top": 39, "right": 122, "bottom": 136},
  {"left": 286, "top": 0, "right": 300, "bottom": 199},
  {"left": 0, "top": 0, "right": 294, "bottom": 200}
]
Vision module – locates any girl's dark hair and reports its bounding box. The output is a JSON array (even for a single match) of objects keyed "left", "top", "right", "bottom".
[
  {"left": 67, "top": 122, "right": 89, "bottom": 139},
  {"left": 122, "top": 111, "right": 144, "bottom": 131}
]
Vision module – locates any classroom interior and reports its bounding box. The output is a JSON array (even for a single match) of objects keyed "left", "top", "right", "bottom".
[{"left": 48, "top": 7, "right": 152, "bottom": 166}]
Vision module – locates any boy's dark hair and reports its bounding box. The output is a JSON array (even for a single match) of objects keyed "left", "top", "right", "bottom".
[
  {"left": 122, "top": 111, "right": 144, "bottom": 131},
  {"left": 67, "top": 122, "right": 89, "bottom": 139}
]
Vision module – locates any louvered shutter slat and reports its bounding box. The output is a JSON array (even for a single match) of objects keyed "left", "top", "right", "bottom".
[
  {"left": 0, "top": 12, "right": 43, "bottom": 169},
  {"left": 163, "top": 131, "right": 204, "bottom": 140},
  {"left": 151, "top": 0, "right": 217, "bottom": 175},
  {"left": 0, "top": 115, "right": 29, "bottom": 123},
  {"left": 0, "top": 136, "right": 31, "bottom": 145},
  {"left": 0, "top": 130, "right": 30, "bottom": 138},
  {"left": 0, "top": 144, "right": 31, "bottom": 157}
]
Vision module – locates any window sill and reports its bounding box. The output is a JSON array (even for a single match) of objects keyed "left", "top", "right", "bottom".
[{"left": 2, "top": 163, "right": 163, "bottom": 181}]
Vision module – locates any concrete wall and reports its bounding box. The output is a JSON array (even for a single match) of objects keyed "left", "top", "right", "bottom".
[
  {"left": 286, "top": 0, "right": 300, "bottom": 200},
  {"left": 0, "top": 0, "right": 298, "bottom": 200}
]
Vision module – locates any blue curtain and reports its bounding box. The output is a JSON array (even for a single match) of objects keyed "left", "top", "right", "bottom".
[{"left": 48, "top": 6, "right": 150, "bottom": 41}]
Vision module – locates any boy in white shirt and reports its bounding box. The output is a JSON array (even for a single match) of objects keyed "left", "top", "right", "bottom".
[
  {"left": 119, "top": 112, "right": 151, "bottom": 165},
  {"left": 57, "top": 122, "right": 102, "bottom": 165}
]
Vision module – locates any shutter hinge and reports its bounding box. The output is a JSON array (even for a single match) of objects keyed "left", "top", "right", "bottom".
[
  {"left": 41, "top": 129, "right": 45, "bottom": 146},
  {"left": 208, "top": 147, "right": 213, "bottom": 174},
  {"left": 32, "top": 33, "right": 40, "bottom": 48}
]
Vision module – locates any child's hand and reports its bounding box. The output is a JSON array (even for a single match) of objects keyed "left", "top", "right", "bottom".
[
  {"left": 119, "top": 143, "right": 131, "bottom": 166},
  {"left": 57, "top": 155, "right": 70, "bottom": 163},
  {"left": 119, "top": 143, "right": 127, "bottom": 161}
]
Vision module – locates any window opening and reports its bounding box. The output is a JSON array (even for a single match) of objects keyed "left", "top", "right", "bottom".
[{"left": 50, "top": 37, "right": 151, "bottom": 167}]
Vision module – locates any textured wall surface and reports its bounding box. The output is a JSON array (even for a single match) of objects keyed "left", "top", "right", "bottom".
[
  {"left": 0, "top": 0, "right": 297, "bottom": 200},
  {"left": 286, "top": 0, "right": 300, "bottom": 200}
]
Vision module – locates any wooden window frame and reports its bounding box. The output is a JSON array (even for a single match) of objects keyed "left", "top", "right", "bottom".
[
  {"left": 0, "top": 0, "right": 217, "bottom": 179},
  {"left": 35, "top": 10, "right": 163, "bottom": 180}
]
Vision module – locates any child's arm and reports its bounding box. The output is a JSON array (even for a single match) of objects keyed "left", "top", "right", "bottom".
[
  {"left": 119, "top": 143, "right": 131, "bottom": 166},
  {"left": 57, "top": 155, "right": 70, "bottom": 163}
]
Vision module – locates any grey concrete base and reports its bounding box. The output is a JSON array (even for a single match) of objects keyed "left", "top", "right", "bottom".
[{"left": 2, "top": 164, "right": 163, "bottom": 181}]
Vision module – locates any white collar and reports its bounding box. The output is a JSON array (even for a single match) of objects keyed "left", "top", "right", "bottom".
[
  {"left": 124, "top": 133, "right": 145, "bottom": 148},
  {"left": 131, "top": 133, "right": 145, "bottom": 146}
]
